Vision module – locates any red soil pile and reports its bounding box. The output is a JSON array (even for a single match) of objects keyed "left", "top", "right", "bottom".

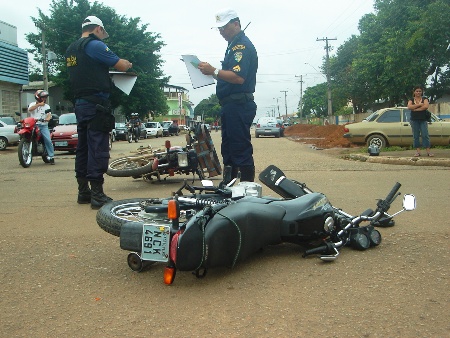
[{"left": 284, "top": 124, "right": 355, "bottom": 148}]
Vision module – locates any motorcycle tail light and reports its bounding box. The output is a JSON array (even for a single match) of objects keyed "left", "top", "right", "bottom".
[
  {"left": 169, "top": 231, "right": 181, "bottom": 263},
  {"left": 178, "top": 152, "right": 189, "bottom": 167},
  {"left": 163, "top": 265, "right": 176, "bottom": 285}
]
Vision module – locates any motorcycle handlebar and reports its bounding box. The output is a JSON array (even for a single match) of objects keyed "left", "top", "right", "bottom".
[
  {"left": 302, "top": 245, "right": 329, "bottom": 257},
  {"left": 385, "top": 182, "right": 401, "bottom": 203}
]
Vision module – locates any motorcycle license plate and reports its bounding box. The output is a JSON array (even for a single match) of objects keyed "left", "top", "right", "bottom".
[
  {"left": 55, "top": 141, "right": 68, "bottom": 146},
  {"left": 141, "top": 224, "right": 170, "bottom": 262}
]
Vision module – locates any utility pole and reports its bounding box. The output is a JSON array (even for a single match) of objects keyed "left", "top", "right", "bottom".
[
  {"left": 280, "top": 90, "right": 288, "bottom": 120},
  {"left": 273, "top": 97, "right": 281, "bottom": 118},
  {"left": 316, "top": 37, "right": 336, "bottom": 117},
  {"left": 37, "top": 22, "right": 49, "bottom": 93},
  {"left": 295, "top": 75, "right": 303, "bottom": 122}
]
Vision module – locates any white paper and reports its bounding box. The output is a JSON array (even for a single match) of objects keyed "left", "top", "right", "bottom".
[
  {"left": 181, "top": 55, "right": 215, "bottom": 89},
  {"left": 110, "top": 71, "right": 137, "bottom": 95}
]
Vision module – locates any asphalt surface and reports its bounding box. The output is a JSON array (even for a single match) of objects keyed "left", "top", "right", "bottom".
[{"left": 1, "top": 132, "right": 449, "bottom": 337}]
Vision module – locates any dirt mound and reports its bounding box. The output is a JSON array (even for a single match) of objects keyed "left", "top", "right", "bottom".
[{"left": 284, "top": 124, "right": 355, "bottom": 148}]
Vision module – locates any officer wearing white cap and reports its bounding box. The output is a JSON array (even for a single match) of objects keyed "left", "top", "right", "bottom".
[
  {"left": 65, "top": 16, "right": 132, "bottom": 209},
  {"left": 198, "top": 8, "right": 258, "bottom": 182}
]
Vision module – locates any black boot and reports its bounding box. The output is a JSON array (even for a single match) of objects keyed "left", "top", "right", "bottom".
[
  {"left": 90, "top": 181, "right": 113, "bottom": 209},
  {"left": 239, "top": 165, "right": 255, "bottom": 182},
  {"left": 231, "top": 166, "right": 240, "bottom": 180},
  {"left": 77, "top": 177, "right": 91, "bottom": 204}
]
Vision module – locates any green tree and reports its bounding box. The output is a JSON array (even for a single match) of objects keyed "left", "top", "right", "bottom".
[
  {"left": 26, "top": 0, "right": 169, "bottom": 119},
  {"left": 194, "top": 94, "right": 221, "bottom": 122},
  {"left": 328, "top": 0, "right": 450, "bottom": 109}
]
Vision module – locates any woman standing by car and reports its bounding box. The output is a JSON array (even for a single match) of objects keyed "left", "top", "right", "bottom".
[{"left": 407, "top": 86, "right": 433, "bottom": 157}]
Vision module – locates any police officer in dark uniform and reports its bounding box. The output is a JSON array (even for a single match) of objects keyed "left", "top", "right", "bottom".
[
  {"left": 198, "top": 8, "right": 258, "bottom": 182},
  {"left": 65, "top": 16, "right": 132, "bottom": 209}
]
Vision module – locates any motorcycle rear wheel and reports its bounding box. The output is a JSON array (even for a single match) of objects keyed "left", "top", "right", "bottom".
[
  {"left": 96, "top": 198, "right": 169, "bottom": 237},
  {"left": 18, "top": 138, "right": 33, "bottom": 168},
  {"left": 107, "top": 157, "right": 154, "bottom": 177}
]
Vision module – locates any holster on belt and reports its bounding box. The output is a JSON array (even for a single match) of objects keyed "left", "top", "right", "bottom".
[{"left": 82, "top": 96, "right": 114, "bottom": 133}]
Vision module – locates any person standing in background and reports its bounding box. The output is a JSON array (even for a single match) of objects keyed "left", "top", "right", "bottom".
[{"left": 407, "top": 85, "right": 433, "bottom": 157}]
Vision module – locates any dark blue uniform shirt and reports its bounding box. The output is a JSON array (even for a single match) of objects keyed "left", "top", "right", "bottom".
[{"left": 216, "top": 31, "right": 258, "bottom": 100}]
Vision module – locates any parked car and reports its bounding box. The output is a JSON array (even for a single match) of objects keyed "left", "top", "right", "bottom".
[
  {"left": 161, "top": 121, "right": 180, "bottom": 136},
  {"left": 51, "top": 113, "right": 78, "bottom": 152},
  {"left": 255, "top": 117, "right": 283, "bottom": 138},
  {"left": 343, "top": 107, "right": 450, "bottom": 149},
  {"left": 114, "top": 122, "right": 128, "bottom": 141},
  {"left": 144, "top": 121, "right": 163, "bottom": 138},
  {"left": 0, "top": 120, "right": 19, "bottom": 150},
  {"left": 0, "top": 116, "right": 17, "bottom": 126}
]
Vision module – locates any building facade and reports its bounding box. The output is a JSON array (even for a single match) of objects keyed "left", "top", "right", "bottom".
[{"left": 0, "top": 20, "right": 28, "bottom": 118}]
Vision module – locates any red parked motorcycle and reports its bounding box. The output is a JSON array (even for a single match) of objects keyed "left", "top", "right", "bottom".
[{"left": 17, "top": 117, "right": 50, "bottom": 168}]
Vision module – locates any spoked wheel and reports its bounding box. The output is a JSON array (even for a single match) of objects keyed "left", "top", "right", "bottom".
[
  {"left": 96, "top": 198, "right": 170, "bottom": 236},
  {"left": 127, "top": 132, "right": 133, "bottom": 143},
  {"left": 107, "top": 157, "right": 154, "bottom": 177},
  {"left": 18, "top": 138, "right": 33, "bottom": 168}
]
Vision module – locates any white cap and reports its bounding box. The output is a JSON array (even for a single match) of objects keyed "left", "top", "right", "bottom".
[
  {"left": 82, "top": 16, "right": 109, "bottom": 38},
  {"left": 212, "top": 8, "right": 239, "bottom": 28}
]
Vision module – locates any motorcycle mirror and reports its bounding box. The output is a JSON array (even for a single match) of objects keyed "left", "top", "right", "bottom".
[
  {"left": 402, "top": 194, "right": 416, "bottom": 211},
  {"left": 201, "top": 180, "right": 214, "bottom": 187}
]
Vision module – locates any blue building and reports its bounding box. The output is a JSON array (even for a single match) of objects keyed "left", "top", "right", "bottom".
[{"left": 0, "top": 20, "right": 28, "bottom": 118}]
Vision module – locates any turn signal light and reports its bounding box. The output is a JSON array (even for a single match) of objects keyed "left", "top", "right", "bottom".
[
  {"left": 163, "top": 266, "right": 176, "bottom": 285},
  {"left": 167, "top": 199, "right": 180, "bottom": 220}
]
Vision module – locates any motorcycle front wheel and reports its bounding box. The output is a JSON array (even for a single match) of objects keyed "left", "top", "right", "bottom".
[
  {"left": 127, "top": 131, "right": 133, "bottom": 143},
  {"left": 107, "top": 157, "right": 154, "bottom": 177},
  {"left": 18, "top": 138, "right": 33, "bottom": 168},
  {"left": 96, "top": 198, "right": 169, "bottom": 237}
]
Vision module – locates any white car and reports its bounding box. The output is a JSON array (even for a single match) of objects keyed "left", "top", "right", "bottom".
[
  {"left": 255, "top": 117, "right": 283, "bottom": 138},
  {"left": 0, "top": 120, "right": 20, "bottom": 150},
  {"left": 145, "top": 122, "right": 163, "bottom": 138}
]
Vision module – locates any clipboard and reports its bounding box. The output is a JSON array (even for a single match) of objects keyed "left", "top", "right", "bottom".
[{"left": 181, "top": 55, "right": 215, "bottom": 89}]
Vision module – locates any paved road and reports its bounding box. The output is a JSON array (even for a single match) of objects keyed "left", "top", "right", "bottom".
[{"left": 1, "top": 133, "right": 448, "bottom": 337}]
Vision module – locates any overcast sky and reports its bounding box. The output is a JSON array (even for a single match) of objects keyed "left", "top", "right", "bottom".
[{"left": 2, "top": 0, "right": 375, "bottom": 119}]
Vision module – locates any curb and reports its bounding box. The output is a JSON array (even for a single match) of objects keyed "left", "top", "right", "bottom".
[{"left": 343, "top": 154, "right": 450, "bottom": 167}]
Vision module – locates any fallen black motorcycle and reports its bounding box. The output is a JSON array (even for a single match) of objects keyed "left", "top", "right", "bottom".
[{"left": 97, "top": 165, "right": 416, "bottom": 284}]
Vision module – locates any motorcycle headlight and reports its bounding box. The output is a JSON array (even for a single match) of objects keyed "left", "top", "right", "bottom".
[{"left": 177, "top": 152, "right": 189, "bottom": 167}]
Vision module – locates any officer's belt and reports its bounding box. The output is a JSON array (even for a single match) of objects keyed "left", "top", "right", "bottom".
[
  {"left": 77, "top": 95, "right": 110, "bottom": 107},
  {"left": 219, "top": 93, "right": 254, "bottom": 106}
]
